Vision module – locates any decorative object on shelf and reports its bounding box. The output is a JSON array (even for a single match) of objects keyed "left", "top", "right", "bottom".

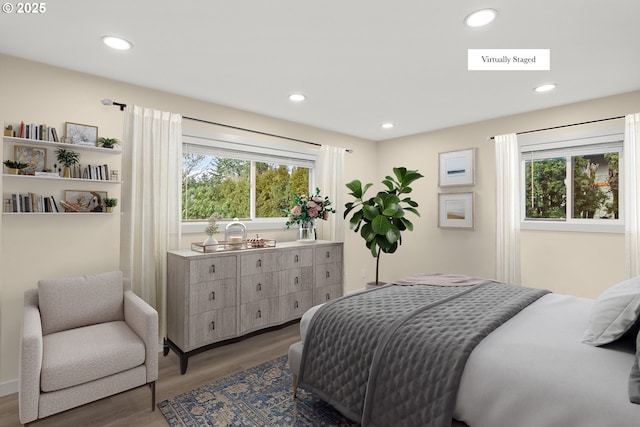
[
  {"left": 4, "top": 125, "right": 13, "bottom": 137},
  {"left": 64, "top": 122, "right": 98, "bottom": 147},
  {"left": 98, "top": 137, "right": 120, "bottom": 149},
  {"left": 283, "top": 187, "right": 335, "bottom": 243},
  {"left": 438, "top": 148, "right": 476, "bottom": 187},
  {"left": 3, "top": 160, "right": 28, "bottom": 175},
  {"left": 63, "top": 190, "right": 107, "bottom": 212},
  {"left": 14, "top": 145, "right": 46, "bottom": 175},
  {"left": 225, "top": 218, "right": 247, "bottom": 247},
  {"left": 190, "top": 238, "right": 276, "bottom": 253},
  {"left": 110, "top": 170, "right": 119, "bottom": 181},
  {"left": 344, "top": 167, "right": 424, "bottom": 287},
  {"left": 55, "top": 148, "right": 80, "bottom": 178},
  {"left": 438, "top": 192, "right": 475, "bottom": 229},
  {"left": 203, "top": 214, "right": 221, "bottom": 245},
  {"left": 104, "top": 197, "right": 118, "bottom": 213}
]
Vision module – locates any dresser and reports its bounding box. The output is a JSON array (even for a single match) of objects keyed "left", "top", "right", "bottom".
[{"left": 165, "top": 241, "right": 343, "bottom": 373}]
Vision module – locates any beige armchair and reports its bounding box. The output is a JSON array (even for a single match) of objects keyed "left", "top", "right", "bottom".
[{"left": 19, "top": 271, "right": 158, "bottom": 425}]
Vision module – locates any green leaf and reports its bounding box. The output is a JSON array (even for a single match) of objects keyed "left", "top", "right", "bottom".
[
  {"left": 405, "top": 207, "right": 420, "bottom": 217},
  {"left": 371, "top": 215, "right": 391, "bottom": 234},
  {"left": 400, "top": 217, "right": 414, "bottom": 231},
  {"left": 345, "top": 180, "right": 363, "bottom": 197},
  {"left": 386, "top": 226, "right": 400, "bottom": 244},
  {"left": 360, "top": 223, "right": 376, "bottom": 242},
  {"left": 363, "top": 204, "right": 379, "bottom": 221},
  {"left": 349, "top": 210, "right": 363, "bottom": 229}
]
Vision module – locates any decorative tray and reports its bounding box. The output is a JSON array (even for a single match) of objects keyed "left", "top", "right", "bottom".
[{"left": 191, "top": 239, "right": 276, "bottom": 253}]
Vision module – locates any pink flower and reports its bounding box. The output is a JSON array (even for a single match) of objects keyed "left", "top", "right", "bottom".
[
  {"left": 291, "top": 205, "right": 302, "bottom": 216},
  {"left": 306, "top": 201, "right": 319, "bottom": 218},
  {"left": 312, "top": 197, "right": 323, "bottom": 204},
  {"left": 323, "top": 210, "right": 330, "bottom": 220}
]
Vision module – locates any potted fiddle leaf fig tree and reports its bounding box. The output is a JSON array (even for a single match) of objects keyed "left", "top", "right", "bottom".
[{"left": 344, "top": 167, "right": 424, "bottom": 287}]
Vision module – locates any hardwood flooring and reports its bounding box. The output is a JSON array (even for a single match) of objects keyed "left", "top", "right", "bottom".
[{"left": 0, "top": 323, "right": 300, "bottom": 427}]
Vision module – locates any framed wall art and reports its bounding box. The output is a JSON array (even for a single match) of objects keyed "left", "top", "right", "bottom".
[
  {"left": 438, "top": 192, "right": 475, "bottom": 229},
  {"left": 63, "top": 190, "right": 107, "bottom": 212},
  {"left": 438, "top": 148, "right": 476, "bottom": 187},
  {"left": 14, "top": 145, "right": 46, "bottom": 175},
  {"left": 64, "top": 122, "right": 98, "bottom": 146}
]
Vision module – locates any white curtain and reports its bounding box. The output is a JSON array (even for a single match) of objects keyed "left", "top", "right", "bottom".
[
  {"left": 624, "top": 113, "right": 640, "bottom": 278},
  {"left": 120, "top": 106, "right": 182, "bottom": 337},
  {"left": 316, "top": 145, "right": 346, "bottom": 241},
  {"left": 495, "top": 133, "right": 521, "bottom": 284}
]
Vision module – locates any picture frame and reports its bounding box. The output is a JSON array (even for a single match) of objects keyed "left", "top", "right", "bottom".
[
  {"left": 438, "top": 148, "right": 476, "bottom": 187},
  {"left": 64, "top": 122, "right": 98, "bottom": 146},
  {"left": 14, "top": 145, "right": 46, "bottom": 175},
  {"left": 438, "top": 192, "right": 475, "bottom": 229},
  {"left": 63, "top": 190, "right": 107, "bottom": 212}
]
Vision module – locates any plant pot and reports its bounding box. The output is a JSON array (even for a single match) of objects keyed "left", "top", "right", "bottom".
[
  {"left": 63, "top": 166, "right": 72, "bottom": 178},
  {"left": 106, "top": 207, "right": 114, "bottom": 213},
  {"left": 7, "top": 168, "right": 19, "bottom": 175},
  {"left": 203, "top": 235, "right": 218, "bottom": 246},
  {"left": 365, "top": 281, "right": 387, "bottom": 290}
]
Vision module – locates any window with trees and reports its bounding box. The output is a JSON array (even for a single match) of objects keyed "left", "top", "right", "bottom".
[
  {"left": 520, "top": 131, "right": 623, "bottom": 231},
  {"left": 182, "top": 134, "right": 315, "bottom": 222}
]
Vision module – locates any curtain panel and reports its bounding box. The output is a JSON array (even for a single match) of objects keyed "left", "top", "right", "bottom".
[
  {"left": 121, "top": 106, "right": 183, "bottom": 337},
  {"left": 624, "top": 113, "right": 640, "bottom": 278},
  {"left": 316, "top": 145, "right": 346, "bottom": 241},
  {"left": 495, "top": 133, "right": 521, "bottom": 284}
]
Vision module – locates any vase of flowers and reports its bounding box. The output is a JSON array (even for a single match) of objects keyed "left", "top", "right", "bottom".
[{"left": 283, "top": 188, "right": 335, "bottom": 243}]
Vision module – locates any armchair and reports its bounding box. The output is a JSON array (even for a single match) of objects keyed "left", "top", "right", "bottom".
[{"left": 19, "top": 271, "right": 158, "bottom": 425}]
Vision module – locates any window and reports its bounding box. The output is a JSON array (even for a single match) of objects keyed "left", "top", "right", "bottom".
[
  {"left": 182, "top": 133, "right": 316, "bottom": 228},
  {"left": 520, "top": 130, "right": 623, "bottom": 232}
]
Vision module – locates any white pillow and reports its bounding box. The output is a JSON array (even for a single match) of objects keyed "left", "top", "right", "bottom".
[{"left": 583, "top": 275, "right": 640, "bottom": 346}]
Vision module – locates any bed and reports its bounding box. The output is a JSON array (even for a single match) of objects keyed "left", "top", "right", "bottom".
[{"left": 287, "top": 274, "right": 640, "bottom": 427}]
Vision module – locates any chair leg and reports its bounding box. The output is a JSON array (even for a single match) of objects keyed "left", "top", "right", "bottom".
[
  {"left": 150, "top": 381, "right": 156, "bottom": 411},
  {"left": 292, "top": 374, "right": 298, "bottom": 399}
]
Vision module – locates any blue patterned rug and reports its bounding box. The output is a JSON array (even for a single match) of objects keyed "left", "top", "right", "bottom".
[{"left": 158, "top": 355, "right": 358, "bottom": 426}]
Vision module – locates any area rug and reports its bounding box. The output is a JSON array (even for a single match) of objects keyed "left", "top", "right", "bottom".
[{"left": 158, "top": 355, "right": 358, "bottom": 426}]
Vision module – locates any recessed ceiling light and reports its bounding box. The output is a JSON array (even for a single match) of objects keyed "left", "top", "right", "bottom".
[
  {"left": 289, "top": 93, "right": 306, "bottom": 102},
  {"left": 381, "top": 123, "right": 394, "bottom": 129},
  {"left": 102, "top": 36, "right": 133, "bottom": 50},
  {"left": 464, "top": 9, "right": 498, "bottom": 27},
  {"left": 534, "top": 83, "right": 557, "bottom": 93}
]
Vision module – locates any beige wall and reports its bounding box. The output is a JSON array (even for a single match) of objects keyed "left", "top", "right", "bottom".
[
  {"left": 377, "top": 90, "right": 640, "bottom": 298},
  {"left": 0, "top": 54, "right": 376, "bottom": 389}
]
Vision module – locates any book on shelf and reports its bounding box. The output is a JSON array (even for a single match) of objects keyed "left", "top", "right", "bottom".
[
  {"left": 7, "top": 192, "right": 64, "bottom": 213},
  {"left": 10, "top": 120, "right": 59, "bottom": 142}
]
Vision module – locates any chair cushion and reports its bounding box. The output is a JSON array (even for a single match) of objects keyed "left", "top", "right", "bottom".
[
  {"left": 39, "top": 271, "right": 124, "bottom": 335},
  {"left": 41, "top": 321, "right": 145, "bottom": 392}
]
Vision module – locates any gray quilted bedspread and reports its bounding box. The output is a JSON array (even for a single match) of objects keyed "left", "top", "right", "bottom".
[{"left": 297, "top": 281, "right": 549, "bottom": 427}]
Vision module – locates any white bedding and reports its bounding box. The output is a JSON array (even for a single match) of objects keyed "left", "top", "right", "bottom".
[{"left": 298, "top": 293, "right": 640, "bottom": 426}]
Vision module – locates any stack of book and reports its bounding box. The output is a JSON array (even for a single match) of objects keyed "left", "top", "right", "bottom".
[
  {"left": 6, "top": 193, "right": 61, "bottom": 213},
  {"left": 13, "top": 121, "right": 59, "bottom": 142}
]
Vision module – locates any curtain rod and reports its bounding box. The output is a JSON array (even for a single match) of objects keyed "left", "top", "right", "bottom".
[
  {"left": 100, "top": 99, "right": 353, "bottom": 153},
  {"left": 488, "top": 115, "right": 625, "bottom": 141}
]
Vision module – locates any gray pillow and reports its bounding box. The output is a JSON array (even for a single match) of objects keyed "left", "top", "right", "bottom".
[
  {"left": 630, "top": 331, "right": 640, "bottom": 404},
  {"left": 582, "top": 275, "right": 640, "bottom": 346}
]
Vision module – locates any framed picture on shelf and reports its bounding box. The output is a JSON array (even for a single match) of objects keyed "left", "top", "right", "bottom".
[
  {"left": 14, "top": 145, "right": 46, "bottom": 175},
  {"left": 438, "top": 148, "right": 476, "bottom": 187},
  {"left": 438, "top": 192, "right": 475, "bottom": 229},
  {"left": 64, "top": 122, "right": 98, "bottom": 146},
  {"left": 62, "top": 190, "right": 107, "bottom": 212}
]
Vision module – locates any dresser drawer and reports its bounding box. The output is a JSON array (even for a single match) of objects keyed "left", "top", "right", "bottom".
[
  {"left": 189, "top": 256, "right": 236, "bottom": 284},
  {"left": 314, "top": 283, "right": 343, "bottom": 305},
  {"left": 241, "top": 252, "right": 280, "bottom": 276},
  {"left": 280, "top": 267, "right": 313, "bottom": 295},
  {"left": 240, "top": 272, "right": 279, "bottom": 304},
  {"left": 189, "top": 307, "right": 237, "bottom": 349},
  {"left": 240, "top": 298, "right": 279, "bottom": 334},
  {"left": 280, "top": 248, "right": 313, "bottom": 270},
  {"left": 280, "top": 290, "right": 313, "bottom": 322},
  {"left": 189, "top": 278, "right": 236, "bottom": 315},
  {"left": 315, "top": 262, "right": 342, "bottom": 286},
  {"left": 315, "top": 245, "right": 343, "bottom": 265}
]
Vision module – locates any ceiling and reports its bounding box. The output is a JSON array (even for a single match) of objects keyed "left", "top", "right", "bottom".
[{"left": 0, "top": 1, "right": 639, "bottom": 141}]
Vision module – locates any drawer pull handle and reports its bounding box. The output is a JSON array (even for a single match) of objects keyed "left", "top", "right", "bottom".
[
  {"left": 294, "top": 276, "right": 299, "bottom": 285},
  {"left": 209, "top": 264, "right": 216, "bottom": 274},
  {"left": 210, "top": 291, "right": 216, "bottom": 300},
  {"left": 294, "top": 300, "right": 299, "bottom": 309},
  {"left": 326, "top": 271, "right": 330, "bottom": 278},
  {"left": 326, "top": 251, "right": 330, "bottom": 258},
  {"left": 294, "top": 254, "right": 299, "bottom": 263},
  {"left": 257, "top": 283, "right": 262, "bottom": 292},
  {"left": 257, "top": 259, "right": 262, "bottom": 267},
  {"left": 210, "top": 321, "right": 215, "bottom": 330},
  {"left": 257, "top": 310, "right": 262, "bottom": 319},
  {"left": 326, "top": 293, "right": 330, "bottom": 301}
]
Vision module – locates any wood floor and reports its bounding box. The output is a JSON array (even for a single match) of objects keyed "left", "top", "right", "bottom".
[{"left": 0, "top": 323, "right": 300, "bottom": 427}]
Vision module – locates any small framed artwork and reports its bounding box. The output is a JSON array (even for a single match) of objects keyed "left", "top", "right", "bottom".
[
  {"left": 63, "top": 190, "right": 107, "bottom": 212},
  {"left": 439, "top": 148, "right": 476, "bottom": 187},
  {"left": 14, "top": 145, "right": 46, "bottom": 175},
  {"left": 65, "top": 122, "right": 98, "bottom": 146},
  {"left": 438, "top": 192, "right": 475, "bottom": 229}
]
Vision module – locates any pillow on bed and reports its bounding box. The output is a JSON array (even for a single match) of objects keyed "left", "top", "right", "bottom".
[
  {"left": 583, "top": 275, "right": 640, "bottom": 346},
  {"left": 630, "top": 331, "right": 640, "bottom": 404}
]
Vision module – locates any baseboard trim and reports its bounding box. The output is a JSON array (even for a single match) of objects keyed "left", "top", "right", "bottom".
[{"left": 0, "top": 379, "right": 18, "bottom": 397}]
